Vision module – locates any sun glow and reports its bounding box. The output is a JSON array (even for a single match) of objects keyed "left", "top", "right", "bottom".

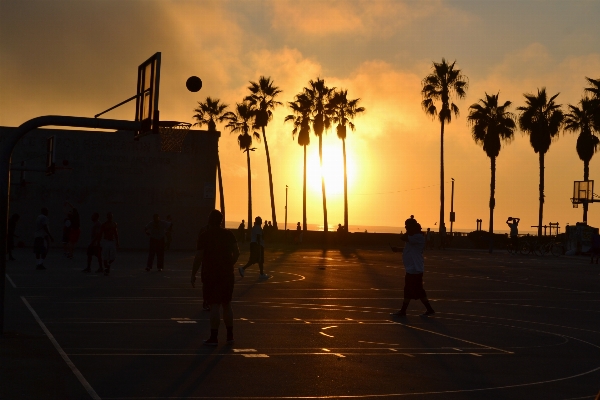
[{"left": 306, "top": 143, "right": 355, "bottom": 197}]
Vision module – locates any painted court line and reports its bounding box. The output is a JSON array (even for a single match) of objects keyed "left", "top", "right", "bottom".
[
  {"left": 20, "top": 296, "right": 101, "bottom": 400},
  {"left": 5, "top": 274, "right": 16, "bottom": 288}
]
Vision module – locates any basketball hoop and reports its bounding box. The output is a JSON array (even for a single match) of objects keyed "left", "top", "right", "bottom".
[{"left": 159, "top": 121, "right": 192, "bottom": 152}]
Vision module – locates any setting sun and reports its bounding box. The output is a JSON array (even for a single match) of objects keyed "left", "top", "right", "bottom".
[{"left": 306, "top": 140, "right": 355, "bottom": 197}]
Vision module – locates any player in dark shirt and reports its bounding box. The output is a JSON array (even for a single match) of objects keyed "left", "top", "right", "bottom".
[{"left": 192, "top": 210, "right": 239, "bottom": 346}]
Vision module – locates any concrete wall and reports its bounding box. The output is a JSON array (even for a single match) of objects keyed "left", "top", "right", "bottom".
[{"left": 1, "top": 127, "right": 220, "bottom": 250}]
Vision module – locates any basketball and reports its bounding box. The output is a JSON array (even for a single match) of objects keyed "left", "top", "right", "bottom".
[{"left": 186, "top": 76, "right": 202, "bottom": 92}]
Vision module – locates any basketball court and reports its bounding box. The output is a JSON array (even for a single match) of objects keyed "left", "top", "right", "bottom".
[{"left": 2, "top": 247, "right": 599, "bottom": 399}]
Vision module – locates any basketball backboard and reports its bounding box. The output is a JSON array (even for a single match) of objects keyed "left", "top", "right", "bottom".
[
  {"left": 135, "top": 52, "right": 161, "bottom": 139},
  {"left": 572, "top": 180, "right": 594, "bottom": 207}
]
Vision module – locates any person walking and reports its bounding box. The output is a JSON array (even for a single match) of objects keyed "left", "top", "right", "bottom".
[
  {"left": 82, "top": 212, "right": 102, "bottom": 273},
  {"left": 145, "top": 213, "right": 170, "bottom": 272},
  {"left": 237, "top": 220, "right": 245, "bottom": 242},
  {"left": 238, "top": 216, "right": 268, "bottom": 279},
  {"left": 7, "top": 213, "right": 20, "bottom": 261},
  {"left": 100, "top": 212, "right": 119, "bottom": 276},
  {"left": 506, "top": 217, "right": 520, "bottom": 252},
  {"left": 426, "top": 228, "right": 433, "bottom": 251},
  {"left": 390, "top": 215, "right": 435, "bottom": 317},
  {"left": 34, "top": 208, "right": 54, "bottom": 270},
  {"left": 191, "top": 210, "right": 240, "bottom": 346}
]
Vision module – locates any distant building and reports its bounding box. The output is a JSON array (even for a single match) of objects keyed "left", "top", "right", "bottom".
[{"left": 1, "top": 127, "right": 220, "bottom": 249}]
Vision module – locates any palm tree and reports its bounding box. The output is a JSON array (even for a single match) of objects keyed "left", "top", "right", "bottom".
[
  {"left": 285, "top": 93, "right": 312, "bottom": 231},
  {"left": 192, "top": 97, "right": 229, "bottom": 227},
  {"left": 467, "top": 93, "right": 516, "bottom": 250},
  {"left": 246, "top": 76, "right": 283, "bottom": 230},
  {"left": 517, "top": 88, "right": 564, "bottom": 237},
  {"left": 223, "top": 102, "right": 259, "bottom": 237},
  {"left": 564, "top": 97, "right": 600, "bottom": 223},
  {"left": 327, "top": 89, "right": 365, "bottom": 231},
  {"left": 304, "top": 78, "right": 335, "bottom": 232},
  {"left": 421, "top": 59, "right": 468, "bottom": 233},
  {"left": 584, "top": 77, "right": 600, "bottom": 132}
]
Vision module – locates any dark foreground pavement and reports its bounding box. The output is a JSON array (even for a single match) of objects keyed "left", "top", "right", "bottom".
[{"left": 2, "top": 245, "right": 599, "bottom": 399}]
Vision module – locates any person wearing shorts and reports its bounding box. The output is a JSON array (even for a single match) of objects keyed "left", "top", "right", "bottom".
[
  {"left": 34, "top": 208, "right": 54, "bottom": 270},
  {"left": 82, "top": 212, "right": 102, "bottom": 273},
  {"left": 507, "top": 217, "right": 520, "bottom": 252},
  {"left": 100, "top": 212, "right": 119, "bottom": 276},
  {"left": 238, "top": 216, "right": 267, "bottom": 279},
  {"left": 191, "top": 210, "right": 240, "bottom": 346},
  {"left": 390, "top": 215, "right": 435, "bottom": 317}
]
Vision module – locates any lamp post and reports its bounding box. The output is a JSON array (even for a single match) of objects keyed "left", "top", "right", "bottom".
[
  {"left": 450, "top": 178, "right": 455, "bottom": 234},
  {"left": 285, "top": 185, "right": 288, "bottom": 231}
]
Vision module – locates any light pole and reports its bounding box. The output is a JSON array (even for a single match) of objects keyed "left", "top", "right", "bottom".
[
  {"left": 285, "top": 185, "right": 288, "bottom": 231},
  {"left": 450, "top": 178, "right": 455, "bottom": 234}
]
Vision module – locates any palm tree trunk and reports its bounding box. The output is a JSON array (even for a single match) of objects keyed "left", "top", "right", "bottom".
[
  {"left": 538, "top": 152, "right": 545, "bottom": 237},
  {"left": 262, "top": 126, "right": 278, "bottom": 229},
  {"left": 343, "top": 138, "right": 348, "bottom": 230},
  {"left": 217, "top": 152, "right": 225, "bottom": 228},
  {"left": 247, "top": 150, "right": 252, "bottom": 239},
  {"left": 489, "top": 156, "right": 496, "bottom": 253},
  {"left": 439, "top": 120, "right": 445, "bottom": 233},
  {"left": 303, "top": 145, "right": 307, "bottom": 231},
  {"left": 583, "top": 160, "right": 589, "bottom": 224},
  {"left": 319, "top": 135, "right": 328, "bottom": 232}
]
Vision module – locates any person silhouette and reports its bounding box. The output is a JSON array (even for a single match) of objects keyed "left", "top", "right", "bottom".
[
  {"left": 100, "top": 212, "right": 119, "bottom": 276},
  {"left": 239, "top": 216, "right": 268, "bottom": 279},
  {"left": 390, "top": 215, "right": 435, "bottom": 317},
  {"left": 506, "top": 217, "right": 520, "bottom": 252},
  {"left": 191, "top": 210, "right": 240, "bottom": 345},
  {"left": 34, "top": 208, "right": 54, "bottom": 270},
  {"left": 237, "top": 220, "right": 245, "bottom": 242}
]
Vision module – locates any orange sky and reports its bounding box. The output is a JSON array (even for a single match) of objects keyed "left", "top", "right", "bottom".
[{"left": 1, "top": 0, "right": 599, "bottom": 232}]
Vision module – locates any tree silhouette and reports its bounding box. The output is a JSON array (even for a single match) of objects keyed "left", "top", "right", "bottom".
[
  {"left": 304, "top": 78, "right": 335, "bottom": 232},
  {"left": 517, "top": 88, "right": 564, "bottom": 236},
  {"left": 564, "top": 97, "right": 599, "bottom": 223},
  {"left": 285, "top": 93, "right": 312, "bottom": 231},
  {"left": 246, "top": 77, "right": 283, "bottom": 229},
  {"left": 327, "top": 89, "right": 365, "bottom": 231},
  {"left": 192, "top": 97, "right": 229, "bottom": 227},
  {"left": 584, "top": 77, "right": 600, "bottom": 132},
  {"left": 223, "top": 102, "right": 259, "bottom": 236},
  {"left": 421, "top": 59, "right": 468, "bottom": 232},
  {"left": 467, "top": 93, "right": 516, "bottom": 250}
]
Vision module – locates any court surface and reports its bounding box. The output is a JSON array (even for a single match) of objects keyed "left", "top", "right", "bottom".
[{"left": 2, "top": 245, "right": 599, "bottom": 399}]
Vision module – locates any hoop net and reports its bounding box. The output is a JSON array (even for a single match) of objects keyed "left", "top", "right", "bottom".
[{"left": 159, "top": 122, "right": 192, "bottom": 152}]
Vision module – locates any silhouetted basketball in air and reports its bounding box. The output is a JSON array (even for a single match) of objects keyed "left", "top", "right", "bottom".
[{"left": 186, "top": 76, "right": 202, "bottom": 92}]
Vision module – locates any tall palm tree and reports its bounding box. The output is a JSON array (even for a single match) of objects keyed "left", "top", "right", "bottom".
[
  {"left": 246, "top": 76, "right": 283, "bottom": 229},
  {"left": 327, "top": 89, "right": 365, "bottom": 231},
  {"left": 304, "top": 78, "right": 335, "bottom": 232},
  {"left": 421, "top": 59, "right": 468, "bottom": 233},
  {"left": 467, "top": 93, "right": 516, "bottom": 250},
  {"left": 564, "top": 97, "right": 599, "bottom": 223},
  {"left": 517, "top": 88, "right": 564, "bottom": 237},
  {"left": 192, "top": 97, "right": 229, "bottom": 227},
  {"left": 584, "top": 77, "right": 600, "bottom": 132},
  {"left": 285, "top": 93, "right": 312, "bottom": 231},
  {"left": 223, "top": 102, "right": 259, "bottom": 237}
]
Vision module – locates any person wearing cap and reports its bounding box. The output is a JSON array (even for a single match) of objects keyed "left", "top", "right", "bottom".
[
  {"left": 390, "top": 215, "right": 435, "bottom": 316},
  {"left": 191, "top": 209, "right": 240, "bottom": 346},
  {"left": 238, "top": 216, "right": 268, "bottom": 279}
]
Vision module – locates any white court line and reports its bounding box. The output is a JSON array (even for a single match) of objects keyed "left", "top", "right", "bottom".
[
  {"left": 20, "top": 296, "right": 101, "bottom": 400},
  {"left": 5, "top": 273, "right": 16, "bottom": 288}
]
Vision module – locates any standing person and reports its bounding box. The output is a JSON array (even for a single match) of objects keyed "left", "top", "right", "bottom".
[
  {"left": 191, "top": 210, "right": 240, "bottom": 346},
  {"left": 7, "top": 213, "right": 20, "bottom": 261},
  {"left": 390, "top": 216, "right": 435, "bottom": 316},
  {"left": 165, "top": 215, "right": 173, "bottom": 250},
  {"left": 145, "top": 213, "right": 169, "bottom": 272},
  {"left": 66, "top": 204, "right": 81, "bottom": 259},
  {"left": 100, "top": 212, "right": 119, "bottom": 276},
  {"left": 82, "top": 212, "right": 102, "bottom": 273},
  {"left": 506, "top": 217, "right": 520, "bottom": 252},
  {"left": 295, "top": 222, "right": 302, "bottom": 244},
  {"left": 34, "top": 208, "right": 54, "bottom": 270},
  {"left": 439, "top": 223, "right": 447, "bottom": 250},
  {"left": 62, "top": 211, "right": 72, "bottom": 257},
  {"left": 426, "top": 228, "right": 433, "bottom": 251},
  {"left": 237, "top": 220, "right": 245, "bottom": 242},
  {"left": 238, "top": 216, "right": 267, "bottom": 279}
]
